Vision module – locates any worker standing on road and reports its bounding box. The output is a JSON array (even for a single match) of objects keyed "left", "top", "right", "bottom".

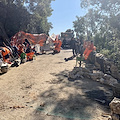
[
  {"left": 52, "top": 36, "right": 62, "bottom": 55},
  {"left": 75, "top": 39, "right": 84, "bottom": 56},
  {"left": 64, "top": 37, "right": 77, "bottom": 62},
  {"left": 70, "top": 37, "right": 76, "bottom": 57}
]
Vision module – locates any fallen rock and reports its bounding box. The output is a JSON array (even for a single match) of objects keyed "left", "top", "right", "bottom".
[
  {"left": 110, "top": 64, "right": 119, "bottom": 74},
  {"left": 103, "top": 74, "right": 118, "bottom": 86},
  {"left": 111, "top": 114, "right": 120, "bottom": 120},
  {"left": 68, "top": 67, "right": 88, "bottom": 79},
  {"left": 90, "top": 71, "right": 104, "bottom": 81},
  {"left": 103, "top": 74, "right": 111, "bottom": 80},
  {"left": 82, "top": 67, "right": 91, "bottom": 73},
  {"left": 110, "top": 64, "right": 120, "bottom": 80},
  {"left": 112, "top": 84, "right": 120, "bottom": 98},
  {"left": 83, "top": 72, "right": 91, "bottom": 79},
  {"left": 109, "top": 77, "right": 118, "bottom": 86},
  {"left": 68, "top": 63, "right": 118, "bottom": 87},
  {"left": 109, "top": 97, "right": 120, "bottom": 115},
  {"left": 99, "top": 78, "right": 106, "bottom": 84}
]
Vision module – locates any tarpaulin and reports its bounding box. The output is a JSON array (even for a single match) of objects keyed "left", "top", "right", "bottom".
[{"left": 11, "top": 31, "right": 48, "bottom": 46}]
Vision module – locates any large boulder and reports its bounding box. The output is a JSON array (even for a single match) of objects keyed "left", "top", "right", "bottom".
[
  {"left": 111, "top": 114, "right": 120, "bottom": 120},
  {"left": 86, "top": 51, "right": 120, "bottom": 80},
  {"left": 103, "top": 59, "right": 111, "bottom": 74},
  {"left": 68, "top": 67, "right": 91, "bottom": 79},
  {"left": 89, "top": 71, "right": 104, "bottom": 81},
  {"left": 87, "top": 51, "right": 96, "bottom": 64},
  {"left": 110, "top": 64, "right": 120, "bottom": 80},
  {"left": 112, "top": 84, "right": 120, "bottom": 98},
  {"left": 82, "top": 67, "right": 91, "bottom": 73},
  {"left": 68, "top": 67, "right": 83, "bottom": 79},
  {"left": 110, "top": 98, "right": 120, "bottom": 115},
  {"left": 103, "top": 74, "right": 118, "bottom": 86},
  {"left": 95, "top": 53, "right": 104, "bottom": 71}
]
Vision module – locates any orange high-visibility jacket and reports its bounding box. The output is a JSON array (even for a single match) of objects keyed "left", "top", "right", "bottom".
[
  {"left": 83, "top": 42, "right": 94, "bottom": 60},
  {"left": 2, "top": 47, "right": 10, "bottom": 56},
  {"left": 55, "top": 40, "right": 62, "bottom": 52}
]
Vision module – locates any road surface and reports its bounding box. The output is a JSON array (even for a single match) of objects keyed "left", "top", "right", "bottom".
[{"left": 0, "top": 50, "right": 112, "bottom": 120}]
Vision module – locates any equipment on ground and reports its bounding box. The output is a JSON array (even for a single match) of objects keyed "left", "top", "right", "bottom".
[{"left": 0, "top": 59, "right": 8, "bottom": 73}]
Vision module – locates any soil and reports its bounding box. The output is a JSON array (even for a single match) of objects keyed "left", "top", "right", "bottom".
[{"left": 0, "top": 50, "right": 113, "bottom": 120}]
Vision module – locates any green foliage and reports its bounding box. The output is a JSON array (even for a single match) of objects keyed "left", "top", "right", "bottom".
[
  {"left": 73, "top": 0, "right": 120, "bottom": 69},
  {"left": 73, "top": 16, "right": 85, "bottom": 35},
  {"left": 0, "top": 0, "right": 54, "bottom": 39},
  {"left": 66, "top": 29, "right": 74, "bottom": 33},
  {"left": 100, "top": 49, "right": 110, "bottom": 58}
]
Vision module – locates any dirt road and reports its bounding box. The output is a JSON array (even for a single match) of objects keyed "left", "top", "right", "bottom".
[{"left": 0, "top": 50, "right": 112, "bottom": 120}]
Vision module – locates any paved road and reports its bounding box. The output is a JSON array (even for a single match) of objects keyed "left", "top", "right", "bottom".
[{"left": 0, "top": 50, "right": 112, "bottom": 120}]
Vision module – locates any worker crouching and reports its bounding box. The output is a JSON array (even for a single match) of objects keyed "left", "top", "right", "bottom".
[
  {"left": 25, "top": 45, "right": 34, "bottom": 61},
  {"left": 0, "top": 47, "right": 11, "bottom": 64}
]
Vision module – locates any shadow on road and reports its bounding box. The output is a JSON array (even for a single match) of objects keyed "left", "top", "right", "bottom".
[{"left": 32, "top": 69, "right": 112, "bottom": 120}]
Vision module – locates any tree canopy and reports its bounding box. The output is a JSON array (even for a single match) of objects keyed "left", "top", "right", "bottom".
[
  {"left": 73, "top": 0, "right": 120, "bottom": 69},
  {"left": 0, "top": 0, "right": 54, "bottom": 40}
]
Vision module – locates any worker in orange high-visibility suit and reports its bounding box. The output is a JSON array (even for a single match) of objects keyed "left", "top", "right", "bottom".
[
  {"left": 39, "top": 39, "right": 47, "bottom": 54},
  {"left": 53, "top": 38, "right": 62, "bottom": 55},
  {"left": 83, "top": 41, "right": 94, "bottom": 60},
  {"left": 1, "top": 47, "right": 11, "bottom": 63}
]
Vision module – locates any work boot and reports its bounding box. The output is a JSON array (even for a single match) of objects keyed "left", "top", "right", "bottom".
[{"left": 64, "top": 58, "right": 68, "bottom": 62}]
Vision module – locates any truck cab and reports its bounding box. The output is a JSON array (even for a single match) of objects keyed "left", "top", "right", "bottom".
[{"left": 61, "top": 30, "right": 74, "bottom": 49}]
